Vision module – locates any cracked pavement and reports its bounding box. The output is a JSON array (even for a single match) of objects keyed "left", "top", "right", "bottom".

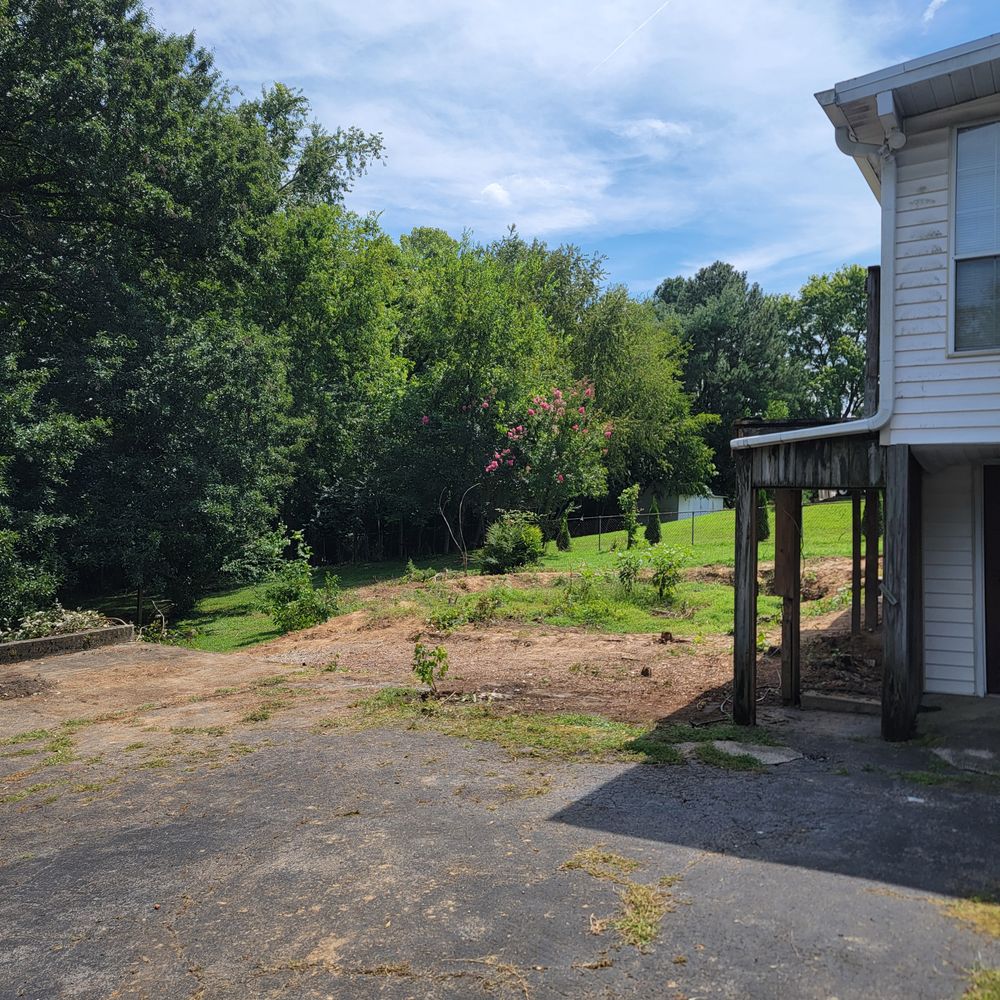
[{"left": 2, "top": 697, "right": 999, "bottom": 1000}]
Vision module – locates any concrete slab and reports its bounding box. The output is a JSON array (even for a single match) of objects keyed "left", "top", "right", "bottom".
[{"left": 710, "top": 740, "right": 804, "bottom": 765}]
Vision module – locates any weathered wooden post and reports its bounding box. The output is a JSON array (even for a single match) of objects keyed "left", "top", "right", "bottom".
[
  {"left": 851, "top": 491, "right": 862, "bottom": 635},
  {"left": 733, "top": 450, "right": 758, "bottom": 726},
  {"left": 774, "top": 488, "right": 802, "bottom": 706},
  {"left": 882, "top": 446, "right": 923, "bottom": 741},
  {"left": 864, "top": 490, "right": 880, "bottom": 629}
]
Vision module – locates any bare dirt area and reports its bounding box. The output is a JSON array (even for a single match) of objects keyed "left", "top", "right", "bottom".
[
  {"left": 262, "top": 614, "right": 734, "bottom": 723},
  {"left": 0, "top": 555, "right": 876, "bottom": 755}
]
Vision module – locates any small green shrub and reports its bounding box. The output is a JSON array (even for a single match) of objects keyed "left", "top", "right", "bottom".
[
  {"left": 619, "top": 484, "right": 641, "bottom": 549},
  {"left": 261, "top": 534, "right": 339, "bottom": 634},
  {"left": 614, "top": 548, "right": 646, "bottom": 593},
  {"left": 648, "top": 544, "right": 684, "bottom": 602},
  {"left": 466, "top": 591, "right": 502, "bottom": 624},
  {"left": 412, "top": 641, "right": 449, "bottom": 694},
  {"left": 403, "top": 560, "right": 437, "bottom": 583},
  {"left": 428, "top": 603, "right": 466, "bottom": 632},
  {"left": 481, "top": 511, "right": 544, "bottom": 575},
  {"left": 556, "top": 513, "right": 572, "bottom": 552},
  {"left": 644, "top": 498, "right": 662, "bottom": 544}
]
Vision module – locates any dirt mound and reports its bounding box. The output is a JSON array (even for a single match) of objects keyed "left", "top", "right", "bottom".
[{"left": 0, "top": 671, "right": 50, "bottom": 700}]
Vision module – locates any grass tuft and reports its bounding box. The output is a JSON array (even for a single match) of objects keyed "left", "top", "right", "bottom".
[
  {"left": 694, "top": 743, "right": 765, "bottom": 771},
  {"left": 964, "top": 968, "right": 1000, "bottom": 999},
  {"left": 561, "top": 846, "right": 641, "bottom": 883},
  {"left": 614, "top": 882, "right": 671, "bottom": 950},
  {"left": 947, "top": 896, "right": 1000, "bottom": 940}
]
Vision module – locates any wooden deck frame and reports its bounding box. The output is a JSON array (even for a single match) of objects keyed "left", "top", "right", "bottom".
[{"left": 732, "top": 434, "right": 885, "bottom": 727}]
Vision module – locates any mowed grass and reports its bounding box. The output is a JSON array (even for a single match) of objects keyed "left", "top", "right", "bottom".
[
  {"left": 110, "top": 500, "right": 854, "bottom": 653},
  {"left": 539, "top": 499, "right": 856, "bottom": 573}
]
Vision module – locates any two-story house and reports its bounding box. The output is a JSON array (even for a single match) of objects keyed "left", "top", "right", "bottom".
[{"left": 731, "top": 34, "right": 1000, "bottom": 741}]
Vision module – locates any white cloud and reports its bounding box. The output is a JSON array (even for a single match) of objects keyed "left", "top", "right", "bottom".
[
  {"left": 146, "top": 0, "right": 926, "bottom": 290},
  {"left": 480, "top": 182, "right": 512, "bottom": 207},
  {"left": 617, "top": 118, "right": 693, "bottom": 141},
  {"left": 922, "top": 0, "right": 950, "bottom": 24}
]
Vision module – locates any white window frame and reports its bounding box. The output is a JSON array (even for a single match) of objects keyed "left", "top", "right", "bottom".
[{"left": 949, "top": 119, "right": 1000, "bottom": 357}]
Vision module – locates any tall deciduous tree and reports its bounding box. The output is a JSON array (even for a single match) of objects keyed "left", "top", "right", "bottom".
[
  {"left": 655, "top": 262, "right": 798, "bottom": 497},
  {"left": 784, "top": 265, "right": 868, "bottom": 419}
]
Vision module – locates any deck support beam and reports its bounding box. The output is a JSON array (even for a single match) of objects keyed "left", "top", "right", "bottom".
[
  {"left": 882, "top": 445, "right": 923, "bottom": 742},
  {"left": 864, "top": 489, "right": 880, "bottom": 630},
  {"left": 774, "top": 489, "right": 802, "bottom": 706},
  {"left": 733, "top": 450, "right": 758, "bottom": 726},
  {"left": 851, "top": 491, "right": 863, "bottom": 635}
]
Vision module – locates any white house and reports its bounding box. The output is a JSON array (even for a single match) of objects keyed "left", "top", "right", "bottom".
[{"left": 730, "top": 35, "right": 1000, "bottom": 739}]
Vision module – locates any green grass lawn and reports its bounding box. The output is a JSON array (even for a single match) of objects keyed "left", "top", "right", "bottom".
[
  {"left": 541, "top": 499, "right": 856, "bottom": 573},
  {"left": 117, "top": 500, "right": 856, "bottom": 653}
]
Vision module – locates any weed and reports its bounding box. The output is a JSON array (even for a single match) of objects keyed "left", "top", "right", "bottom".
[
  {"left": 138, "top": 757, "right": 171, "bottom": 769},
  {"left": 122, "top": 743, "right": 146, "bottom": 752},
  {"left": 946, "top": 895, "right": 1000, "bottom": 939},
  {"left": 0, "top": 729, "right": 52, "bottom": 747},
  {"left": 694, "top": 743, "right": 764, "bottom": 772},
  {"left": 614, "top": 882, "right": 671, "bottom": 950},
  {"left": 964, "top": 968, "right": 1000, "bottom": 999},
  {"left": 242, "top": 706, "right": 274, "bottom": 723},
  {"left": 561, "top": 846, "right": 641, "bottom": 883}
]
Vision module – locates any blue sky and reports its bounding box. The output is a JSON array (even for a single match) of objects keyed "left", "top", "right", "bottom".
[{"left": 149, "top": 0, "right": 1000, "bottom": 296}]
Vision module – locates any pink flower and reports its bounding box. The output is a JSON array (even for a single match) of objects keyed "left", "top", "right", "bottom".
[
  {"left": 582, "top": 427, "right": 589, "bottom": 434},
  {"left": 527, "top": 408, "right": 535, "bottom": 416},
  {"left": 584, "top": 387, "right": 594, "bottom": 398},
  {"left": 482, "top": 401, "right": 489, "bottom": 409},
  {"left": 571, "top": 424, "right": 579, "bottom": 431},
  {"left": 578, "top": 406, "right": 585, "bottom": 415},
  {"left": 421, "top": 415, "right": 430, "bottom": 425},
  {"left": 506, "top": 459, "right": 514, "bottom": 466},
  {"left": 604, "top": 428, "right": 613, "bottom": 439},
  {"left": 533, "top": 396, "right": 541, "bottom": 404},
  {"left": 556, "top": 473, "right": 565, "bottom": 483},
  {"left": 540, "top": 401, "right": 550, "bottom": 411}
]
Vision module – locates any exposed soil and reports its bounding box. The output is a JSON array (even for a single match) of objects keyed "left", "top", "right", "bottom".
[
  {"left": 0, "top": 557, "right": 875, "bottom": 753},
  {"left": 0, "top": 671, "right": 49, "bottom": 701}
]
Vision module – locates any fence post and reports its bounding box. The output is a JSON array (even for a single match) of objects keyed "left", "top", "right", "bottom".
[
  {"left": 598, "top": 515, "right": 602, "bottom": 552},
  {"left": 690, "top": 511, "right": 695, "bottom": 546}
]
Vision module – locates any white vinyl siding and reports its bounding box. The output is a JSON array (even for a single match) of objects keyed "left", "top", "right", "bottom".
[
  {"left": 922, "top": 464, "right": 977, "bottom": 696},
  {"left": 888, "top": 125, "right": 1000, "bottom": 445}
]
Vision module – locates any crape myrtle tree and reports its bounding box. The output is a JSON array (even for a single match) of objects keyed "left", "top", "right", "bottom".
[
  {"left": 0, "top": 0, "right": 382, "bottom": 613},
  {"left": 382, "top": 230, "right": 560, "bottom": 555}
]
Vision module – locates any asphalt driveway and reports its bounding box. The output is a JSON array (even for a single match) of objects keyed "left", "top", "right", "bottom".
[{"left": 2, "top": 686, "right": 999, "bottom": 1000}]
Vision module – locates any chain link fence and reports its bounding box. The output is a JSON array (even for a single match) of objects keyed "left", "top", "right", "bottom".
[{"left": 564, "top": 497, "right": 856, "bottom": 564}]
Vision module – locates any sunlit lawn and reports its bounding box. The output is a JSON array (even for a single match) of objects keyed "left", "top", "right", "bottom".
[{"left": 101, "top": 500, "right": 856, "bottom": 652}]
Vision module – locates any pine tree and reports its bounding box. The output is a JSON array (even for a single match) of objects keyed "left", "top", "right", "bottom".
[
  {"left": 645, "top": 498, "right": 662, "bottom": 544},
  {"left": 556, "top": 512, "right": 572, "bottom": 551}
]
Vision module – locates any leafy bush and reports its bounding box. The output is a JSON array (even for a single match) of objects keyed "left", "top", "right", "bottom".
[
  {"left": 466, "top": 591, "right": 502, "bottom": 624},
  {"left": 644, "top": 498, "right": 662, "bottom": 544},
  {"left": 0, "top": 530, "right": 57, "bottom": 633},
  {"left": 1, "top": 602, "right": 113, "bottom": 642},
  {"left": 428, "top": 603, "right": 465, "bottom": 632},
  {"left": 648, "top": 544, "right": 684, "bottom": 602},
  {"left": 403, "top": 559, "right": 438, "bottom": 583},
  {"left": 614, "top": 547, "right": 646, "bottom": 593},
  {"left": 556, "top": 512, "right": 572, "bottom": 552},
  {"left": 261, "top": 534, "right": 339, "bottom": 634},
  {"left": 619, "top": 484, "right": 640, "bottom": 549},
  {"left": 412, "top": 641, "right": 449, "bottom": 694},
  {"left": 481, "top": 511, "right": 544, "bottom": 575}
]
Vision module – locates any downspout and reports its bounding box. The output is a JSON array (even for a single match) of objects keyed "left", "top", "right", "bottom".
[{"left": 731, "top": 131, "right": 901, "bottom": 451}]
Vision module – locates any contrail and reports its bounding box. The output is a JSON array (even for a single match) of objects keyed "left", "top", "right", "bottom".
[{"left": 587, "top": 0, "right": 677, "bottom": 76}]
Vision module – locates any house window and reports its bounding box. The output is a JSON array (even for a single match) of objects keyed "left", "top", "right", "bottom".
[{"left": 955, "top": 123, "right": 1000, "bottom": 351}]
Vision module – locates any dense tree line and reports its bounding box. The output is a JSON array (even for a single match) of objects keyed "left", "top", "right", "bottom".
[{"left": 0, "top": 0, "right": 868, "bottom": 625}]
